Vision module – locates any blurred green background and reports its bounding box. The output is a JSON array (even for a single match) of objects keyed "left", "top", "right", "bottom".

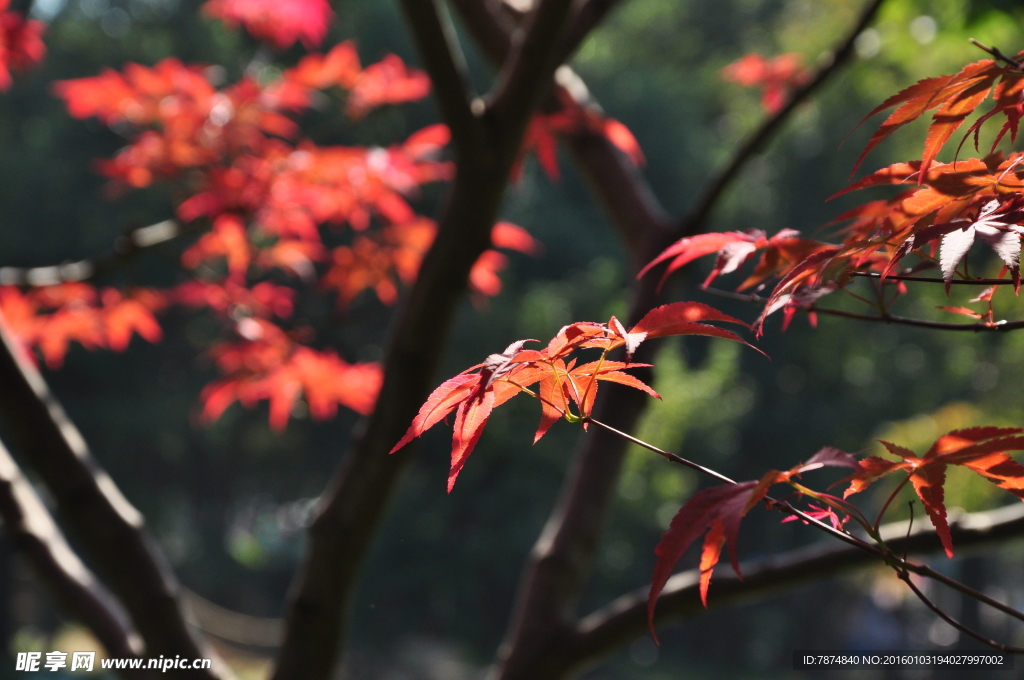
[{"left": 2, "top": 0, "right": 1024, "bottom": 678}]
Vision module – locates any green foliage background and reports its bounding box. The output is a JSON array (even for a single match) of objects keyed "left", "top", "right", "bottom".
[{"left": 2, "top": 0, "right": 1024, "bottom": 678}]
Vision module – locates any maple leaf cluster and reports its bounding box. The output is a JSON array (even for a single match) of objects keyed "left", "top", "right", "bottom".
[
  {"left": 637, "top": 51, "right": 1024, "bottom": 642},
  {"left": 646, "top": 51, "right": 1024, "bottom": 333},
  {"left": 0, "top": 0, "right": 620, "bottom": 431},
  {"left": 0, "top": 0, "right": 44, "bottom": 91},
  {"left": 8, "top": 21, "right": 550, "bottom": 429},
  {"left": 200, "top": 317, "right": 382, "bottom": 432},
  {"left": 646, "top": 426, "right": 1024, "bottom": 634},
  {"left": 0, "top": 284, "right": 164, "bottom": 368},
  {"left": 721, "top": 52, "right": 811, "bottom": 114},
  {"left": 393, "top": 302, "right": 752, "bottom": 492}
]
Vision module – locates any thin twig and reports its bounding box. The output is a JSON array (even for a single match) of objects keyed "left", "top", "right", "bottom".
[
  {"left": 874, "top": 476, "right": 911, "bottom": 533},
  {"left": 585, "top": 417, "right": 879, "bottom": 553},
  {"left": 700, "top": 284, "right": 1024, "bottom": 332},
  {"left": 899, "top": 571, "right": 1024, "bottom": 653},
  {"left": 809, "top": 306, "right": 1024, "bottom": 332},
  {"left": 851, "top": 271, "right": 1017, "bottom": 286},
  {"left": 970, "top": 39, "right": 1023, "bottom": 70},
  {"left": 396, "top": 0, "right": 484, "bottom": 160},
  {"left": 902, "top": 501, "right": 914, "bottom": 562}
]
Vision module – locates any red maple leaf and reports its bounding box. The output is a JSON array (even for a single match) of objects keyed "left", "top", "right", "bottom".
[
  {"left": 347, "top": 54, "right": 431, "bottom": 119},
  {"left": 182, "top": 214, "right": 252, "bottom": 279},
  {"left": 392, "top": 302, "right": 755, "bottom": 491},
  {"left": 0, "top": 1, "right": 44, "bottom": 91},
  {"left": 851, "top": 57, "right": 1023, "bottom": 179},
  {"left": 721, "top": 53, "right": 810, "bottom": 113},
  {"left": 200, "top": 317, "right": 381, "bottom": 430},
  {"left": 515, "top": 89, "right": 645, "bottom": 181},
  {"left": 202, "top": 0, "right": 332, "bottom": 49},
  {"left": 647, "top": 473, "right": 779, "bottom": 641},
  {"left": 844, "top": 427, "right": 1024, "bottom": 558}
]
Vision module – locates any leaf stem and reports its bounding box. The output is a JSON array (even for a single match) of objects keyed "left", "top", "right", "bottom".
[{"left": 873, "top": 475, "right": 911, "bottom": 534}]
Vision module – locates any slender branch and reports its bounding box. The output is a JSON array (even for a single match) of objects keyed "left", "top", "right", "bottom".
[
  {"left": 851, "top": 271, "right": 1017, "bottom": 285},
  {"left": 0, "top": 312, "right": 230, "bottom": 680},
  {"left": 395, "top": 0, "right": 484, "bottom": 160},
  {"left": 586, "top": 417, "right": 878, "bottom": 553},
  {"left": 898, "top": 571, "right": 1024, "bottom": 653},
  {"left": 809, "top": 306, "right": 1024, "bottom": 332},
  {"left": 585, "top": 417, "right": 734, "bottom": 485},
  {"left": 0, "top": 439, "right": 147, "bottom": 673},
  {"left": 0, "top": 219, "right": 181, "bottom": 285},
  {"left": 672, "top": 0, "right": 887, "bottom": 241},
  {"left": 448, "top": 0, "right": 513, "bottom": 64},
  {"left": 969, "top": 39, "right": 1023, "bottom": 70},
  {"left": 568, "top": 503, "right": 1024, "bottom": 675},
  {"left": 700, "top": 284, "right": 1024, "bottom": 332},
  {"left": 873, "top": 475, "right": 910, "bottom": 533}
]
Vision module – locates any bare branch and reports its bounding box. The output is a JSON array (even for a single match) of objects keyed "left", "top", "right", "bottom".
[
  {"left": 488, "top": 0, "right": 577, "bottom": 147},
  {"left": 0, "top": 313, "right": 230, "bottom": 680},
  {"left": 851, "top": 271, "right": 1018, "bottom": 286},
  {"left": 672, "top": 0, "right": 887, "bottom": 241},
  {"left": 555, "top": 0, "right": 621, "bottom": 64},
  {"left": 0, "top": 439, "right": 147, "bottom": 672},
  {"left": 570, "top": 503, "right": 1024, "bottom": 674},
  {"left": 969, "top": 39, "right": 1023, "bottom": 70},
  {"left": 809, "top": 306, "right": 1024, "bottom": 332},
  {"left": 449, "top": 0, "right": 513, "bottom": 63},
  {"left": 0, "top": 220, "right": 182, "bottom": 286},
  {"left": 700, "top": 285, "right": 1024, "bottom": 332},
  {"left": 396, "top": 0, "right": 484, "bottom": 160},
  {"left": 899, "top": 570, "right": 1024, "bottom": 653}
]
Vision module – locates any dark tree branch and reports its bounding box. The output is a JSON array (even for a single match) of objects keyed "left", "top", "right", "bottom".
[
  {"left": 0, "top": 314, "right": 229, "bottom": 680},
  {"left": 555, "top": 0, "right": 621, "bottom": 65},
  {"left": 488, "top": 0, "right": 577, "bottom": 147},
  {"left": 449, "top": 0, "right": 514, "bottom": 63},
  {"left": 396, "top": 0, "right": 484, "bottom": 160},
  {"left": 272, "top": 165, "right": 514, "bottom": 680},
  {"left": 0, "top": 440, "right": 149, "bottom": 675},
  {"left": 0, "top": 220, "right": 181, "bottom": 286},
  {"left": 271, "top": 3, "right": 588, "bottom": 678},
  {"left": 672, "top": 0, "right": 887, "bottom": 241},
  {"left": 569, "top": 503, "right": 1024, "bottom": 675}
]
